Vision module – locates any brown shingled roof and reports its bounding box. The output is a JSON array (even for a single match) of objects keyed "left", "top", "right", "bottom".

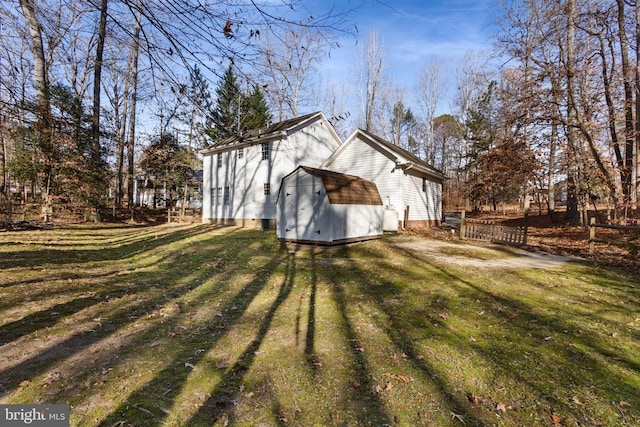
[{"left": 300, "top": 166, "right": 383, "bottom": 205}]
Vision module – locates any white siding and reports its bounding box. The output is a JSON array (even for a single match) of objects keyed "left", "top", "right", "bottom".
[
  {"left": 426, "top": 180, "right": 442, "bottom": 221},
  {"left": 326, "top": 137, "right": 403, "bottom": 216},
  {"left": 400, "top": 172, "right": 442, "bottom": 223},
  {"left": 326, "top": 139, "right": 400, "bottom": 203},
  {"left": 202, "top": 155, "right": 212, "bottom": 221},
  {"left": 204, "top": 118, "right": 340, "bottom": 225},
  {"left": 331, "top": 204, "right": 383, "bottom": 240},
  {"left": 277, "top": 170, "right": 328, "bottom": 241},
  {"left": 402, "top": 173, "right": 426, "bottom": 221},
  {"left": 325, "top": 133, "right": 443, "bottom": 225}
]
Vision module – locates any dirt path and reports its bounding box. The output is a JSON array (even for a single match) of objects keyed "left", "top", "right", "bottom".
[{"left": 387, "top": 236, "right": 585, "bottom": 270}]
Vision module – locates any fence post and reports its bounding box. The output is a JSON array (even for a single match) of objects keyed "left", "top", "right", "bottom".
[
  {"left": 523, "top": 213, "right": 529, "bottom": 246},
  {"left": 589, "top": 216, "right": 596, "bottom": 254},
  {"left": 459, "top": 211, "right": 466, "bottom": 240}
]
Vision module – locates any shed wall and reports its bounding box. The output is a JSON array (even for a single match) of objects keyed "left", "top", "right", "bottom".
[
  {"left": 277, "top": 170, "right": 330, "bottom": 241},
  {"left": 277, "top": 168, "right": 383, "bottom": 244},
  {"left": 330, "top": 204, "right": 383, "bottom": 240}
]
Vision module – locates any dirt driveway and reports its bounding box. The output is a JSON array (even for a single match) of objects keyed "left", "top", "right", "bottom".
[{"left": 387, "top": 235, "right": 585, "bottom": 270}]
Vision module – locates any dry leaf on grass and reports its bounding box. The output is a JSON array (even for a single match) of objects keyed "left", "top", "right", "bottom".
[
  {"left": 309, "top": 355, "right": 322, "bottom": 367},
  {"left": 384, "top": 372, "right": 412, "bottom": 383},
  {"left": 572, "top": 396, "right": 585, "bottom": 407},
  {"left": 466, "top": 392, "right": 485, "bottom": 406}
]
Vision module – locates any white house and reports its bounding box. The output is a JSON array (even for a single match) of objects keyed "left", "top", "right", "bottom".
[
  {"left": 201, "top": 112, "right": 342, "bottom": 228},
  {"left": 322, "top": 128, "right": 446, "bottom": 229},
  {"left": 276, "top": 166, "right": 384, "bottom": 245}
]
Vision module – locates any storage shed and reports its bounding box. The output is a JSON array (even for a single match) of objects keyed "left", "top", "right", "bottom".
[{"left": 277, "top": 166, "right": 384, "bottom": 245}]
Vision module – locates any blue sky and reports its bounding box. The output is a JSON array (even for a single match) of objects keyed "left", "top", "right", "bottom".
[{"left": 311, "top": 0, "right": 500, "bottom": 116}]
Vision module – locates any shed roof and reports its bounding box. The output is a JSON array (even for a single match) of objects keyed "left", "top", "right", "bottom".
[{"left": 299, "top": 166, "right": 383, "bottom": 205}]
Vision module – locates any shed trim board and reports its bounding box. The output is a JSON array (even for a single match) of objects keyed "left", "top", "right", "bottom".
[{"left": 277, "top": 166, "right": 383, "bottom": 245}]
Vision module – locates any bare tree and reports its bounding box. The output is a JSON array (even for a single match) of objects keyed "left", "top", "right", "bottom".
[
  {"left": 92, "top": 0, "right": 108, "bottom": 164},
  {"left": 615, "top": 0, "right": 634, "bottom": 211},
  {"left": 126, "top": 10, "right": 141, "bottom": 209},
  {"left": 258, "top": 26, "right": 330, "bottom": 121},
  {"left": 18, "top": 0, "right": 53, "bottom": 220},
  {"left": 416, "top": 58, "right": 448, "bottom": 162},
  {"left": 453, "top": 50, "right": 491, "bottom": 174},
  {"left": 353, "top": 29, "right": 389, "bottom": 133}
]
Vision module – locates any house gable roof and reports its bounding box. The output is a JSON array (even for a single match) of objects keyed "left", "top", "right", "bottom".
[
  {"left": 324, "top": 128, "right": 446, "bottom": 181},
  {"left": 296, "top": 166, "right": 383, "bottom": 205},
  {"left": 200, "top": 111, "right": 340, "bottom": 155}
]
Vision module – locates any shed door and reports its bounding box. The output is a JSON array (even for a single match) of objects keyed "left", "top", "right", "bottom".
[{"left": 283, "top": 181, "right": 325, "bottom": 241}]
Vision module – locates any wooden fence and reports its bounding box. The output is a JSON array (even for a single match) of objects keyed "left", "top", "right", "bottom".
[
  {"left": 459, "top": 211, "right": 528, "bottom": 246},
  {"left": 588, "top": 217, "right": 640, "bottom": 255}
]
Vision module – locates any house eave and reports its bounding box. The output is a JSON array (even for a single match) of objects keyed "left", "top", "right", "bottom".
[
  {"left": 397, "top": 162, "right": 446, "bottom": 181},
  {"left": 200, "top": 131, "right": 287, "bottom": 156}
]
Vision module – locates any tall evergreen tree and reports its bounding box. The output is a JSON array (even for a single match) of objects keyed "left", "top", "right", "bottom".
[
  {"left": 208, "top": 67, "right": 272, "bottom": 142},
  {"left": 244, "top": 84, "right": 272, "bottom": 130},
  {"left": 185, "top": 66, "right": 214, "bottom": 149},
  {"left": 209, "top": 66, "right": 244, "bottom": 141}
]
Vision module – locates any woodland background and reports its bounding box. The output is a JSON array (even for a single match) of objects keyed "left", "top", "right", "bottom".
[{"left": 1, "top": 0, "right": 640, "bottom": 227}]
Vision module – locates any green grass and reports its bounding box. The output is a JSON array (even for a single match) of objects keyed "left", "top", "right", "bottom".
[{"left": 0, "top": 224, "right": 638, "bottom": 426}]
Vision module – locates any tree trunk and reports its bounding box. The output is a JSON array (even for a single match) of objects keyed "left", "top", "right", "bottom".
[
  {"left": 595, "top": 33, "right": 622, "bottom": 208},
  {"left": 564, "top": 0, "right": 580, "bottom": 224},
  {"left": 548, "top": 105, "right": 557, "bottom": 219},
  {"left": 616, "top": 0, "right": 634, "bottom": 211},
  {"left": 635, "top": 0, "right": 640, "bottom": 208},
  {"left": 92, "top": 0, "right": 108, "bottom": 164},
  {"left": 127, "top": 13, "right": 141, "bottom": 209},
  {"left": 19, "top": 0, "right": 53, "bottom": 221},
  {"left": 115, "top": 36, "right": 137, "bottom": 207}
]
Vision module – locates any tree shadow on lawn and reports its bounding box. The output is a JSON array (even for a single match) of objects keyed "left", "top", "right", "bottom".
[
  {"left": 0, "top": 226, "right": 228, "bottom": 344},
  {"left": 95, "top": 251, "right": 286, "bottom": 426},
  {"left": 182, "top": 253, "right": 296, "bottom": 426},
  {"left": 371, "top": 243, "right": 640, "bottom": 424},
  {"left": 0, "top": 227, "right": 271, "bottom": 404},
  {"left": 0, "top": 224, "right": 213, "bottom": 270},
  {"left": 326, "top": 269, "right": 396, "bottom": 426},
  {"left": 327, "top": 249, "right": 487, "bottom": 426},
  {"left": 186, "top": 248, "right": 395, "bottom": 426}
]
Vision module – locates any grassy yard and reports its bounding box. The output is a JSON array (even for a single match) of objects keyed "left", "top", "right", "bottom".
[{"left": 0, "top": 224, "right": 638, "bottom": 426}]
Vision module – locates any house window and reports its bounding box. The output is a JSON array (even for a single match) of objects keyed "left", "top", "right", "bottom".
[
  {"left": 261, "top": 142, "right": 270, "bottom": 160},
  {"left": 217, "top": 153, "right": 222, "bottom": 167},
  {"left": 422, "top": 178, "right": 427, "bottom": 192},
  {"left": 223, "top": 186, "right": 230, "bottom": 205},
  {"left": 216, "top": 187, "right": 222, "bottom": 205},
  {"left": 263, "top": 183, "right": 270, "bottom": 195},
  {"left": 238, "top": 147, "right": 244, "bottom": 159}
]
